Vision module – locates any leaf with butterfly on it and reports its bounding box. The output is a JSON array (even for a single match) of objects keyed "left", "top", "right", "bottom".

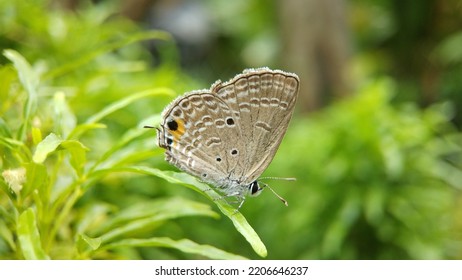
[{"left": 107, "top": 165, "right": 268, "bottom": 258}]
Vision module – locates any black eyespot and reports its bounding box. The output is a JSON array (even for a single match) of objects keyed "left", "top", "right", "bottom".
[
  {"left": 167, "top": 119, "right": 179, "bottom": 131},
  {"left": 231, "top": 149, "right": 238, "bottom": 155},
  {"left": 166, "top": 138, "right": 173, "bottom": 145},
  {"left": 202, "top": 173, "right": 207, "bottom": 178},
  {"left": 250, "top": 181, "right": 260, "bottom": 195},
  {"left": 226, "top": 118, "right": 235, "bottom": 126},
  {"left": 216, "top": 157, "right": 222, "bottom": 162}
]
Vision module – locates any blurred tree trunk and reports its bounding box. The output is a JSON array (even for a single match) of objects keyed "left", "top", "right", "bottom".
[
  {"left": 278, "top": 0, "right": 352, "bottom": 113},
  {"left": 120, "top": 0, "right": 156, "bottom": 21}
]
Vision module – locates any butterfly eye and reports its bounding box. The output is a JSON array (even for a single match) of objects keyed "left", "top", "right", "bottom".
[{"left": 249, "top": 181, "right": 262, "bottom": 196}]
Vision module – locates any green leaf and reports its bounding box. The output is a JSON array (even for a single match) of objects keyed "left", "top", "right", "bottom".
[
  {"left": 75, "top": 203, "right": 113, "bottom": 234},
  {"left": 52, "top": 91, "right": 77, "bottom": 138},
  {"left": 84, "top": 88, "right": 175, "bottom": 125},
  {"left": 0, "top": 118, "right": 13, "bottom": 138},
  {"left": 89, "top": 115, "right": 162, "bottom": 171},
  {"left": 32, "top": 133, "right": 88, "bottom": 172},
  {"left": 105, "top": 237, "right": 247, "bottom": 260},
  {"left": 433, "top": 31, "right": 462, "bottom": 64},
  {"left": 67, "top": 123, "right": 106, "bottom": 140},
  {"left": 60, "top": 140, "right": 89, "bottom": 176},
  {"left": 0, "top": 180, "right": 15, "bottom": 202},
  {"left": 3, "top": 49, "right": 39, "bottom": 141},
  {"left": 0, "top": 65, "right": 18, "bottom": 109},
  {"left": 31, "top": 126, "right": 42, "bottom": 146},
  {"left": 95, "top": 197, "right": 218, "bottom": 243},
  {"left": 431, "top": 160, "right": 462, "bottom": 190},
  {"left": 23, "top": 162, "right": 47, "bottom": 197},
  {"left": 0, "top": 135, "right": 29, "bottom": 152},
  {"left": 43, "top": 30, "right": 173, "bottom": 80},
  {"left": 33, "top": 133, "right": 62, "bottom": 163},
  {"left": 0, "top": 219, "right": 16, "bottom": 251},
  {"left": 17, "top": 208, "right": 49, "bottom": 259},
  {"left": 77, "top": 233, "right": 102, "bottom": 253},
  {"left": 0, "top": 205, "right": 15, "bottom": 224},
  {"left": 104, "top": 166, "right": 268, "bottom": 258}
]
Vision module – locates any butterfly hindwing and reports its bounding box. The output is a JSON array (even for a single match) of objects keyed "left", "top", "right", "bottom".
[{"left": 213, "top": 68, "right": 300, "bottom": 183}]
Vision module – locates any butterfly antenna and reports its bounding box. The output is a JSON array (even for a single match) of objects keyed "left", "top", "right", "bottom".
[
  {"left": 143, "top": 125, "right": 161, "bottom": 134},
  {"left": 260, "top": 176, "right": 296, "bottom": 181},
  {"left": 260, "top": 182, "right": 289, "bottom": 206}
]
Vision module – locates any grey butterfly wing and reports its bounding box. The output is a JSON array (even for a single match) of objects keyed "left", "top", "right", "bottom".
[
  {"left": 157, "top": 90, "right": 247, "bottom": 187},
  {"left": 213, "top": 68, "right": 300, "bottom": 184}
]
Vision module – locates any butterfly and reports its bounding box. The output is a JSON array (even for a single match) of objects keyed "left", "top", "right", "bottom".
[{"left": 150, "top": 67, "right": 299, "bottom": 209}]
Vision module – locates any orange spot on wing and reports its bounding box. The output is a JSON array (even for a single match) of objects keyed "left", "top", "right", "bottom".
[{"left": 169, "top": 119, "right": 185, "bottom": 145}]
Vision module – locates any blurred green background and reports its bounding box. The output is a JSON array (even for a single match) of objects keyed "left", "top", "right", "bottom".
[{"left": 1, "top": 0, "right": 461, "bottom": 259}]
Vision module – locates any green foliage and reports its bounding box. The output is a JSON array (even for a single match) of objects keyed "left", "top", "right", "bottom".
[
  {"left": 0, "top": 48, "right": 261, "bottom": 259},
  {"left": 0, "top": 1, "right": 263, "bottom": 259},
  {"left": 258, "top": 79, "right": 462, "bottom": 259},
  {"left": 1, "top": 0, "right": 461, "bottom": 260},
  {"left": 0, "top": 45, "right": 268, "bottom": 258}
]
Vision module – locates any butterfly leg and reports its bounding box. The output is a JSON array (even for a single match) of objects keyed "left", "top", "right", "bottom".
[
  {"left": 210, "top": 191, "right": 246, "bottom": 213},
  {"left": 234, "top": 197, "right": 246, "bottom": 214}
]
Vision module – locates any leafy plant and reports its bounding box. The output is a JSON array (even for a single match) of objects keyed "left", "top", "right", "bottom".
[
  {"left": 250, "top": 78, "right": 462, "bottom": 259},
  {"left": 0, "top": 0, "right": 270, "bottom": 258},
  {"left": 0, "top": 47, "right": 268, "bottom": 259},
  {"left": 2, "top": 0, "right": 461, "bottom": 261}
]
